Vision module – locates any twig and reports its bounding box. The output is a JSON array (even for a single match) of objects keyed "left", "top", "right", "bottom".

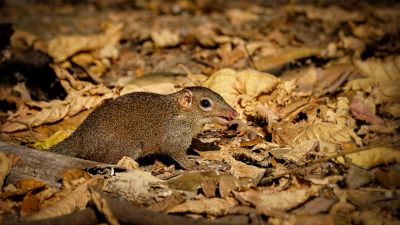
[{"left": 243, "top": 43, "right": 256, "bottom": 70}]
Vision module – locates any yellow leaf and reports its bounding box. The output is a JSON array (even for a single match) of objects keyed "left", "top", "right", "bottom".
[{"left": 336, "top": 147, "right": 400, "bottom": 169}]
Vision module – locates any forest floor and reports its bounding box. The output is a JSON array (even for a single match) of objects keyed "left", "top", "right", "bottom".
[{"left": 0, "top": 1, "right": 399, "bottom": 224}]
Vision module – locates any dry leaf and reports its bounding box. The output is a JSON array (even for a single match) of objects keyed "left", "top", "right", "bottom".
[
  {"left": 2, "top": 67, "right": 118, "bottom": 133},
  {"left": 346, "top": 165, "right": 373, "bottom": 189},
  {"left": 294, "top": 197, "right": 337, "bottom": 215},
  {"left": 236, "top": 69, "right": 281, "bottom": 98},
  {"left": 167, "top": 171, "right": 222, "bottom": 193},
  {"left": 33, "top": 130, "right": 73, "bottom": 150},
  {"left": 48, "top": 23, "right": 122, "bottom": 62},
  {"left": 336, "top": 146, "right": 400, "bottom": 169},
  {"left": 150, "top": 29, "right": 180, "bottom": 47},
  {"left": 235, "top": 187, "right": 318, "bottom": 213},
  {"left": 226, "top": 9, "right": 259, "bottom": 25},
  {"left": 228, "top": 157, "right": 265, "bottom": 184},
  {"left": 0, "top": 152, "right": 12, "bottom": 188},
  {"left": 292, "top": 122, "right": 362, "bottom": 146},
  {"left": 116, "top": 156, "right": 140, "bottom": 170},
  {"left": 254, "top": 47, "right": 323, "bottom": 71},
  {"left": 286, "top": 5, "right": 364, "bottom": 23},
  {"left": 167, "top": 197, "right": 237, "bottom": 216},
  {"left": 350, "top": 96, "right": 383, "bottom": 125},
  {"left": 27, "top": 178, "right": 100, "bottom": 220},
  {"left": 203, "top": 68, "right": 239, "bottom": 106},
  {"left": 20, "top": 193, "right": 40, "bottom": 217}
]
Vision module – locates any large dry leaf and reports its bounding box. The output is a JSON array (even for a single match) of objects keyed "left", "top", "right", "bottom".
[
  {"left": 228, "top": 157, "right": 265, "bottom": 184},
  {"left": 254, "top": 47, "right": 323, "bottom": 71},
  {"left": 203, "top": 68, "right": 239, "bottom": 106},
  {"left": 235, "top": 187, "right": 318, "bottom": 214},
  {"left": 27, "top": 178, "right": 100, "bottom": 220},
  {"left": 48, "top": 23, "right": 122, "bottom": 62},
  {"left": 167, "top": 197, "right": 237, "bottom": 216},
  {"left": 336, "top": 146, "right": 400, "bottom": 169},
  {"left": 272, "top": 121, "right": 362, "bottom": 146},
  {"left": 204, "top": 68, "right": 282, "bottom": 120},
  {"left": 292, "top": 122, "right": 362, "bottom": 146}
]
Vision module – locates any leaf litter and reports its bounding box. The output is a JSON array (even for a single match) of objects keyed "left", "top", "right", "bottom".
[{"left": 0, "top": 1, "right": 399, "bottom": 224}]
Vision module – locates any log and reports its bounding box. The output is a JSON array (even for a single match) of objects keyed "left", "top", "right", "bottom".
[
  {"left": 0, "top": 141, "right": 105, "bottom": 188},
  {"left": 4, "top": 208, "right": 97, "bottom": 225}
]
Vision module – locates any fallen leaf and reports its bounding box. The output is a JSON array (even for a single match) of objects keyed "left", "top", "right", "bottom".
[
  {"left": 20, "top": 193, "right": 40, "bottom": 217},
  {"left": 336, "top": 146, "right": 400, "bottom": 169},
  {"left": 373, "top": 166, "right": 400, "bottom": 189},
  {"left": 228, "top": 157, "right": 265, "bottom": 184},
  {"left": 0, "top": 152, "right": 12, "bottom": 189},
  {"left": 254, "top": 47, "right": 323, "bottom": 71},
  {"left": 235, "top": 187, "right": 318, "bottom": 214},
  {"left": 150, "top": 29, "right": 180, "bottom": 47},
  {"left": 203, "top": 68, "right": 239, "bottom": 106},
  {"left": 352, "top": 208, "right": 399, "bottom": 225},
  {"left": 167, "top": 171, "right": 222, "bottom": 193},
  {"left": 167, "top": 197, "right": 237, "bottom": 216},
  {"left": 116, "top": 156, "right": 140, "bottom": 170},
  {"left": 293, "top": 197, "right": 337, "bottom": 215},
  {"left": 272, "top": 121, "right": 362, "bottom": 147},
  {"left": 48, "top": 23, "right": 122, "bottom": 62},
  {"left": 286, "top": 5, "right": 364, "bottom": 23},
  {"left": 2, "top": 67, "right": 118, "bottom": 133},
  {"left": 201, "top": 178, "right": 218, "bottom": 198},
  {"left": 27, "top": 178, "right": 100, "bottom": 220},
  {"left": 33, "top": 130, "right": 73, "bottom": 150},
  {"left": 350, "top": 96, "right": 384, "bottom": 125},
  {"left": 346, "top": 165, "right": 373, "bottom": 189},
  {"left": 226, "top": 9, "right": 259, "bottom": 25}
]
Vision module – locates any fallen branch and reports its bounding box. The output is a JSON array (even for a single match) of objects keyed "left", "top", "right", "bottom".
[{"left": 0, "top": 141, "right": 105, "bottom": 187}]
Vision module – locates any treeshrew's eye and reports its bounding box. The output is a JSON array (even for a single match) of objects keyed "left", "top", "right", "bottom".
[{"left": 201, "top": 99, "right": 211, "bottom": 108}]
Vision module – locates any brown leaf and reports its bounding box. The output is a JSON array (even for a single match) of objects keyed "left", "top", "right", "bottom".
[
  {"left": 373, "top": 166, "right": 400, "bottom": 189},
  {"left": 27, "top": 177, "right": 100, "bottom": 220},
  {"left": 116, "top": 156, "right": 140, "bottom": 170},
  {"left": 346, "top": 165, "right": 373, "bottom": 189},
  {"left": 48, "top": 23, "right": 122, "bottom": 62},
  {"left": 286, "top": 5, "right": 364, "bottom": 23},
  {"left": 200, "top": 178, "right": 218, "bottom": 198},
  {"left": 350, "top": 97, "right": 384, "bottom": 125},
  {"left": 20, "top": 193, "right": 40, "bottom": 217},
  {"left": 336, "top": 146, "right": 400, "bottom": 169},
  {"left": 235, "top": 187, "right": 318, "bottom": 213},
  {"left": 254, "top": 47, "right": 323, "bottom": 71},
  {"left": 167, "top": 197, "right": 237, "bottom": 216},
  {"left": 2, "top": 67, "right": 118, "bottom": 133},
  {"left": 228, "top": 157, "right": 265, "bottom": 184},
  {"left": 293, "top": 197, "right": 337, "bottom": 215},
  {"left": 150, "top": 29, "right": 180, "bottom": 48},
  {"left": 0, "top": 152, "right": 12, "bottom": 189}
]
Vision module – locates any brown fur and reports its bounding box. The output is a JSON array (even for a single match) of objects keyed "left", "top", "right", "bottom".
[{"left": 51, "top": 87, "right": 237, "bottom": 169}]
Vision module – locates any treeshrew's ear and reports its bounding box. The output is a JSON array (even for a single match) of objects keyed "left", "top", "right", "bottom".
[{"left": 178, "top": 90, "right": 193, "bottom": 109}]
